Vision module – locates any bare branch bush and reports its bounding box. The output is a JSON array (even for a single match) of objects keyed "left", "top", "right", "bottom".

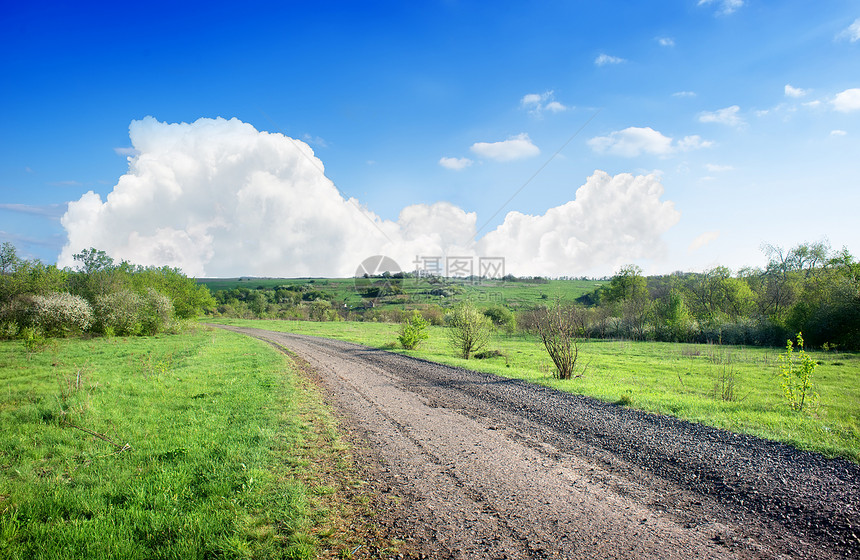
[{"left": 534, "top": 299, "right": 586, "bottom": 380}]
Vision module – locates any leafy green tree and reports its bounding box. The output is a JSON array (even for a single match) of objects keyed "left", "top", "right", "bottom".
[{"left": 446, "top": 302, "right": 492, "bottom": 359}]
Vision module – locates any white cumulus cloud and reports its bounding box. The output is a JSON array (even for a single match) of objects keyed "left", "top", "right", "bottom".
[
  {"left": 831, "top": 129, "right": 848, "bottom": 137},
  {"left": 480, "top": 171, "right": 680, "bottom": 277},
  {"left": 470, "top": 133, "right": 540, "bottom": 161},
  {"left": 588, "top": 127, "right": 711, "bottom": 157},
  {"left": 832, "top": 88, "right": 860, "bottom": 112},
  {"left": 698, "top": 105, "right": 745, "bottom": 127},
  {"left": 59, "top": 117, "right": 680, "bottom": 278},
  {"left": 438, "top": 157, "right": 473, "bottom": 170},
  {"left": 595, "top": 53, "right": 625, "bottom": 66},
  {"left": 784, "top": 84, "right": 808, "bottom": 98}
]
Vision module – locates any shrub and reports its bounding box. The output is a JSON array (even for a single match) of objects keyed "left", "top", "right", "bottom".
[
  {"left": 534, "top": 299, "right": 585, "bottom": 380},
  {"left": 398, "top": 311, "right": 429, "bottom": 350},
  {"left": 140, "top": 288, "right": 174, "bottom": 335},
  {"left": 778, "top": 332, "right": 818, "bottom": 412},
  {"left": 93, "top": 290, "right": 144, "bottom": 336},
  {"left": 31, "top": 292, "right": 93, "bottom": 336},
  {"left": 446, "top": 303, "right": 492, "bottom": 359}
]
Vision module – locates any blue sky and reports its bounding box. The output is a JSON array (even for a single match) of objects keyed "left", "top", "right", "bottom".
[{"left": 1, "top": 1, "right": 858, "bottom": 277}]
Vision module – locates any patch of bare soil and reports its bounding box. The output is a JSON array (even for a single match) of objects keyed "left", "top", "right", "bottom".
[{"left": 216, "top": 325, "right": 860, "bottom": 560}]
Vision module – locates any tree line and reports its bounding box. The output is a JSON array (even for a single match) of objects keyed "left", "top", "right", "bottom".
[
  {"left": 0, "top": 244, "right": 214, "bottom": 339},
  {"left": 568, "top": 242, "right": 859, "bottom": 350}
]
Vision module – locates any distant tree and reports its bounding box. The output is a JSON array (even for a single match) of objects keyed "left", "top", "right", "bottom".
[{"left": 73, "top": 248, "right": 115, "bottom": 274}]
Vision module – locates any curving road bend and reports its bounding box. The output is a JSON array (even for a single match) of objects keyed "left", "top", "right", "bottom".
[{"left": 215, "top": 325, "right": 859, "bottom": 560}]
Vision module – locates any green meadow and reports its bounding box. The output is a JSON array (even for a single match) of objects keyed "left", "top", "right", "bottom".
[
  {"left": 0, "top": 327, "right": 388, "bottom": 559},
  {"left": 209, "top": 318, "right": 860, "bottom": 463}
]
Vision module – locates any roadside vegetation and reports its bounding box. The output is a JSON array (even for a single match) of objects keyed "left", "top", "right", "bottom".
[
  {"left": 201, "top": 240, "right": 860, "bottom": 353},
  {"left": 1, "top": 244, "right": 214, "bottom": 341},
  {"left": 208, "top": 318, "right": 860, "bottom": 463},
  {"left": 0, "top": 327, "right": 394, "bottom": 559}
]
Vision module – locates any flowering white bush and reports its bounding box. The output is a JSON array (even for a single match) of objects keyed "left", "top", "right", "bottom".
[
  {"left": 93, "top": 290, "right": 143, "bottom": 336},
  {"left": 141, "top": 288, "right": 174, "bottom": 335},
  {"left": 31, "top": 292, "right": 93, "bottom": 336}
]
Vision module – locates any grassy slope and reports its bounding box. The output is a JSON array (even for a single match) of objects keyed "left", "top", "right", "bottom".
[
  {"left": 198, "top": 277, "right": 604, "bottom": 310},
  {"left": 0, "top": 327, "right": 386, "bottom": 559},
  {"left": 209, "top": 318, "right": 860, "bottom": 463}
]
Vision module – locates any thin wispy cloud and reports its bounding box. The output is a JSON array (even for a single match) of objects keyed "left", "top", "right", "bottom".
[
  {"left": 595, "top": 53, "right": 625, "bottom": 66},
  {"left": 688, "top": 231, "right": 720, "bottom": 252},
  {"left": 301, "top": 134, "right": 329, "bottom": 148},
  {"left": 831, "top": 129, "right": 848, "bottom": 137},
  {"left": 698, "top": 105, "right": 745, "bottom": 127},
  {"left": 672, "top": 91, "right": 696, "bottom": 98},
  {"left": 656, "top": 37, "right": 675, "bottom": 47},
  {"left": 438, "top": 157, "right": 473, "bottom": 170},
  {"left": 588, "top": 127, "right": 711, "bottom": 158},
  {"left": 784, "top": 84, "right": 809, "bottom": 98},
  {"left": 0, "top": 203, "right": 68, "bottom": 218},
  {"left": 698, "top": 0, "right": 744, "bottom": 16},
  {"left": 114, "top": 147, "right": 139, "bottom": 157},
  {"left": 705, "top": 163, "right": 733, "bottom": 172},
  {"left": 520, "top": 91, "right": 569, "bottom": 117},
  {"left": 837, "top": 18, "right": 860, "bottom": 42}
]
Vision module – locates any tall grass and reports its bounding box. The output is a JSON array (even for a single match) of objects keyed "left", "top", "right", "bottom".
[{"left": 0, "top": 327, "right": 369, "bottom": 559}]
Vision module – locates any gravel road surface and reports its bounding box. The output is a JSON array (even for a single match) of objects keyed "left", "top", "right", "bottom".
[{"left": 216, "top": 325, "right": 859, "bottom": 559}]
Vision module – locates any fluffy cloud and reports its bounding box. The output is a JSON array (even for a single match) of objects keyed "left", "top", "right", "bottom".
[
  {"left": 595, "top": 53, "right": 625, "bottom": 66},
  {"left": 588, "top": 127, "right": 711, "bottom": 157},
  {"left": 521, "top": 91, "right": 568, "bottom": 116},
  {"left": 832, "top": 88, "right": 860, "bottom": 112},
  {"left": 480, "top": 171, "right": 680, "bottom": 276},
  {"left": 59, "top": 117, "right": 680, "bottom": 278},
  {"left": 438, "top": 157, "right": 473, "bottom": 170},
  {"left": 838, "top": 18, "right": 860, "bottom": 42},
  {"left": 698, "top": 105, "right": 745, "bottom": 127},
  {"left": 470, "top": 133, "right": 540, "bottom": 161},
  {"left": 784, "top": 84, "right": 808, "bottom": 98}
]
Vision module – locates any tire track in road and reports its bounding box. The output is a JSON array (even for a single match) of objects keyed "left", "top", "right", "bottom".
[{"left": 215, "top": 325, "right": 859, "bottom": 559}]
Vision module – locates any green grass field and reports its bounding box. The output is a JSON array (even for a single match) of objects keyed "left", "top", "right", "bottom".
[
  {"left": 0, "top": 327, "right": 387, "bottom": 559},
  {"left": 198, "top": 277, "right": 604, "bottom": 310},
  {"left": 208, "top": 318, "right": 860, "bottom": 463}
]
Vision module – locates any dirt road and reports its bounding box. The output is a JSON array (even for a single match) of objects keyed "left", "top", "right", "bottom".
[{"left": 216, "top": 325, "right": 859, "bottom": 559}]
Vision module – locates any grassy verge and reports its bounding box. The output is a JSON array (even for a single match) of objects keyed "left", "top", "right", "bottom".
[
  {"left": 0, "top": 326, "right": 394, "bottom": 559},
  {"left": 207, "top": 318, "right": 860, "bottom": 463}
]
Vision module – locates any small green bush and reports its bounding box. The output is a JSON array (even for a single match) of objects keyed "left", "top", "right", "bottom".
[
  {"left": 778, "top": 332, "right": 819, "bottom": 412},
  {"left": 398, "top": 311, "right": 429, "bottom": 350}
]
